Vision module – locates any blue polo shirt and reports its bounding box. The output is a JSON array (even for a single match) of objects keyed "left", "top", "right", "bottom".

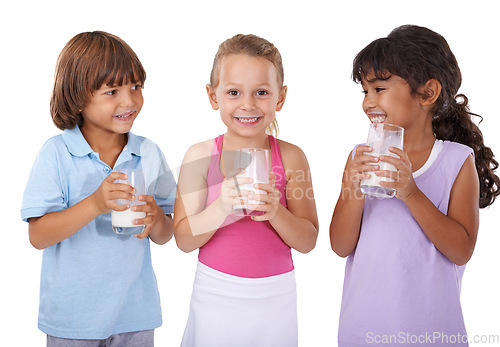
[{"left": 21, "top": 126, "right": 176, "bottom": 339}]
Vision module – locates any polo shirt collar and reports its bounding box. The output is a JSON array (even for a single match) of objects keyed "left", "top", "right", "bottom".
[
  {"left": 124, "top": 131, "right": 142, "bottom": 157},
  {"left": 61, "top": 125, "right": 142, "bottom": 157},
  {"left": 62, "top": 125, "right": 93, "bottom": 157}
]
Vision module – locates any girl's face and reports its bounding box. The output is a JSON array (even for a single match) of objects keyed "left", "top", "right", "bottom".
[
  {"left": 207, "top": 54, "right": 286, "bottom": 139},
  {"left": 361, "top": 72, "right": 424, "bottom": 129},
  {"left": 80, "top": 82, "right": 143, "bottom": 136}
]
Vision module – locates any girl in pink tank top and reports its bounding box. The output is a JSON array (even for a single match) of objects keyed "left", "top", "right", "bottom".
[
  {"left": 173, "top": 34, "right": 318, "bottom": 347},
  {"left": 198, "top": 134, "right": 293, "bottom": 278}
]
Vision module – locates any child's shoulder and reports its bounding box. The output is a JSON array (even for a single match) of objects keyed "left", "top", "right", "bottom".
[
  {"left": 184, "top": 138, "right": 214, "bottom": 160},
  {"left": 37, "top": 133, "right": 67, "bottom": 157},
  {"left": 441, "top": 141, "right": 474, "bottom": 168},
  {"left": 276, "top": 138, "right": 309, "bottom": 169},
  {"left": 42, "top": 132, "right": 65, "bottom": 145},
  {"left": 178, "top": 139, "right": 214, "bottom": 180},
  {"left": 445, "top": 141, "right": 473, "bottom": 155},
  {"left": 277, "top": 138, "right": 307, "bottom": 158}
]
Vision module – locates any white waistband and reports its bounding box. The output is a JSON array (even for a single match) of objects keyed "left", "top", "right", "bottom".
[{"left": 195, "top": 261, "right": 296, "bottom": 299}]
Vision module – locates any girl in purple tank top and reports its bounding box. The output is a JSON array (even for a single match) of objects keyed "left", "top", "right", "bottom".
[
  {"left": 173, "top": 34, "right": 318, "bottom": 347},
  {"left": 330, "top": 25, "right": 500, "bottom": 346}
]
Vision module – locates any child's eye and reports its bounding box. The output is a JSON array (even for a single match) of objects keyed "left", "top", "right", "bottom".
[
  {"left": 132, "top": 84, "right": 142, "bottom": 91},
  {"left": 256, "top": 90, "right": 268, "bottom": 96},
  {"left": 375, "top": 87, "right": 385, "bottom": 92},
  {"left": 105, "top": 90, "right": 118, "bottom": 96},
  {"left": 228, "top": 90, "right": 239, "bottom": 96}
]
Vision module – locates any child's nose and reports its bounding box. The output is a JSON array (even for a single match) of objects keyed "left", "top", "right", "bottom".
[
  {"left": 240, "top": 94, "right": 255, "bottom": 110},
  {"left": 120, "top": 90, "right": 135, "bottom": 107},
  {"left": 362, "top": 94, "right": 376, "bottom": 111}
]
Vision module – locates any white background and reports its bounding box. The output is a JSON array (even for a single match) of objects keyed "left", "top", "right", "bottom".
[{"left": 1, "top": 0, "right": 499, "bottom": 345}]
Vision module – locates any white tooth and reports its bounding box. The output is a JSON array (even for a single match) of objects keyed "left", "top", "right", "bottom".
[
  {"left": 238, "top": 117, "right": 258, "bottom": 123},
  {"left": 370, "top": 115, "right": 386, "bottom": 123}
]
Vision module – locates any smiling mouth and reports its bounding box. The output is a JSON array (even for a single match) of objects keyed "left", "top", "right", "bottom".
[
  {"left": 367, "top": 113, "right": 387, "bottom": 124},
  {"left": 234, "top": 116, "right": 262, "bottom": 124},
  {"left": 113, "top": 109, "right": 136, "bottom": 119}
]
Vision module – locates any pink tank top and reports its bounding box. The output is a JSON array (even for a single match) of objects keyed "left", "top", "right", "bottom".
[{"left": 198, "top": 135, "right": 294, "bottom": 278}]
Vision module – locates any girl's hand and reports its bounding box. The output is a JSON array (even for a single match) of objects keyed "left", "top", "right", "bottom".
[
  {"left": 131, "top": 195, "right": 164, "bottom": 239},
  {"left": 215, "top": 175, "right": 253, "bottom": 216},
  {"left": 248, "top": 172, "right": 281, "bottom": 222},
  {"left": 91, "top": 172, "right": 136, "bottom": 214},
  {"left": 345, "top": 145, "right": 380, "bottom": 191},
  {"left": 377, "top": 147, "right": 418, "bottom": 201}
]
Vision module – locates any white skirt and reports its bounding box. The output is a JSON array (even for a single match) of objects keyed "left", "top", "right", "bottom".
[{"left": 181, "top": 262, "right": 298, "bottom": 347}]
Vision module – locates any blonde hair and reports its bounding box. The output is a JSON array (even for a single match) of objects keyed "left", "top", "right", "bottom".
[
  {"left": 50, "top": 31, "right": 146, "bottom": 130},
  {"left": 209, "top": 34, "right": 284, "bottom": 136}
]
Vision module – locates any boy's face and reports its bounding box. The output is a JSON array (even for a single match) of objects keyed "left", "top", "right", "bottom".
[
  {"left": 206, "top": 54, "right": 287, "bottom": 139},
  {"left": 80, "top": 82, "right": 144, "bottom": 136}
]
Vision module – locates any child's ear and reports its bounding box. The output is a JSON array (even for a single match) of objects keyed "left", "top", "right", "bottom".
[
  {"left": 419, "top": 79, "right": 442, "bottom": 107},
  {"left": 276, "top": 85, "right": 288, "bottom": 111},
  {"left": 206, "top": 84, "right": 219, "bottom": 110}
]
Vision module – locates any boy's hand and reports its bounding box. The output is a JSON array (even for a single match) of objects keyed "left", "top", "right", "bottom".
[
  {"left": 131, "top": 195, "right": 164, "bottom": 239},
  {"left": 91, "top": 172, "right": 136, "bottom": 214}
]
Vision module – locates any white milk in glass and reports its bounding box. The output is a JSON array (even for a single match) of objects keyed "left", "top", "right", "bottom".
[
  {"left": 232, "top": 148, "right": 269, "bottom": 217},
  {"left": 111, "top": 169, "right": 146, "bottom": 235},
  {"left": 112, "top": 209, "right": 146, "bottom": 235},
  {"left": 233, "top": 180, "right": 268, "bottom": 216},
  {"left": 360, "top": 161, "right": 398, "bottom": 197},
  {"left": 360, "top": 123, "right": 404, "bottom": 198}
]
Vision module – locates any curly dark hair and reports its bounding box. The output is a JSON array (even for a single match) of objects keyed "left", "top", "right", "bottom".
[{"left": 352, "top": 25, "right": 499, "bottom": 208}]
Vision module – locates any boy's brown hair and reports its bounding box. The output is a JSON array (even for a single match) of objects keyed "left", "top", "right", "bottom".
[{"left": 50, "top": 31, "right": 146, "bottom": 130}]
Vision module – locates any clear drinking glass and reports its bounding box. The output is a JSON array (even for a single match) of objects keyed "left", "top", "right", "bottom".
[
  {"left": 360, "top": 123, "right": 404, "bottom": 198},
  {"left": 232, "top": 148, "right": 269, "bottom": 217},
  {"left": 111, "top": 169, "right": 146, "bottom": 235}
]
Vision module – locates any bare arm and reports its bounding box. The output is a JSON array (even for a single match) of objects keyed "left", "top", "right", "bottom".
[
  {"left": 252, "top": 142, "right": 319, "bottom": 253},
  {"left": 147, "top": 214, "right": 174, "bottom": 245},
  {"left": 173, "top": 192, "right": 230, "bottom": 253},
  {"left": 29, "top": 172, "right": 134, "bottom": 249},
  {"left": 330, "top": 146, "right": 378, "bottom": 257},
  {"left": 380, "top": 150, "right": 479, "bottom": 265},
  {"left": 173, "top": 141, "right": 251, "bottom": 252}
]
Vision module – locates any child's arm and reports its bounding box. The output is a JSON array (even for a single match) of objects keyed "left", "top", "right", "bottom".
[
  {"left": 379, "top": 148, "right": 479, "bottom": 266},
  {"left": 29, "top": 172, "right": 134, "bottom": 249},
  {"left": 329, "top": 145, "right": 379, "bottom": 257},
  {"left": 173, "top": 141, "right": 251, "bottom": 252},
  {"left": 251, "top": 142, "right": 319, "bottom": 253}
]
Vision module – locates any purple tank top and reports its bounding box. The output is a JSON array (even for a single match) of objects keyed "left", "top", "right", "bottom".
[
  {"left": 198, "top": 135, "right": 294, "bottom": 278},
  {"left": 339, "top": 141, "right": 473, "bottom": 346}
]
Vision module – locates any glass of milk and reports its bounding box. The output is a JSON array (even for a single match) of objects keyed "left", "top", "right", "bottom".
[
  {"left": 111, "top": 169, "right": 146, "bottom": 235},
  {"left": 232, "top": 148, "right": 269, "bottom": 216},
  {"left": 360, "top": 123, "right": 404, "bottom": 198}
]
